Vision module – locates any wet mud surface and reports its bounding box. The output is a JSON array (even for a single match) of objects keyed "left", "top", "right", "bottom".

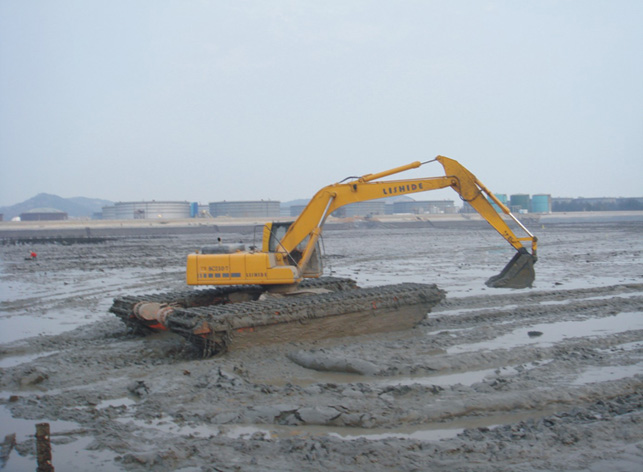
[{"left": 1, "top": 220, "right": 642, "bottom": 471}]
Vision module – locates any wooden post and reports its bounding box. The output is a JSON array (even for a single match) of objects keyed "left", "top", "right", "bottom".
[{"left": 35, "top": 423, "right": 54, "bottom": 472}]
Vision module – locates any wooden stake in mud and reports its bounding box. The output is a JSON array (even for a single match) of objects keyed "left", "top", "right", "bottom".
[{"left": 35, "top": 423, "right": 54, "bottom": 472}]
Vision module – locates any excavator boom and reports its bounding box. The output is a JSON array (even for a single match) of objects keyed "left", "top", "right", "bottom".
[{"left": 278, "top": 155, "right": 537, "bottom": 288}]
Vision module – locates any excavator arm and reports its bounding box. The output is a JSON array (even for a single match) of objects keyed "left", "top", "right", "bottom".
[{"left": 279, "top": 155, "right": 537, "bottom": 288}]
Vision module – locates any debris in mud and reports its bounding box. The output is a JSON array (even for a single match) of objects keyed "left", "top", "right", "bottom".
[
  {"left": 18, "top": 368, "right": 48, "bottom": 387},
  {"left": 127, "top": 381, "right": 149, "bottom": 397},
  {"left": 36, "top": 423, "right": 54, "bottom": 472},
  {"left": 287, "top": 349, "right": 380, "bottom": 375}
]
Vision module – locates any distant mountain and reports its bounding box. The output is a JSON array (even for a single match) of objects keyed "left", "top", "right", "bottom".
[{"left": 0, "top": 193, "right": 114, "bottom": 220}]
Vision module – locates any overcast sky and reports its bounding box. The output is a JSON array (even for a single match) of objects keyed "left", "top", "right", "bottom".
[{"left": 1, "top": 0, "right": 641, "bottom": 207}]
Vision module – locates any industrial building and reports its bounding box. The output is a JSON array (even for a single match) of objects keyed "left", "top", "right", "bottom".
[
  {"left": 466, "top": 193, "right": 553, "bottom": 214},
  {"left": 209, "top": 201, "right": 280, "bottom": 218},
  {"left": 552, "top": 197, "right": 643, "bottom": 212},
  {"left": 289, "top": 199, "right": 456, "bottom": 218},
  {"left": 332, "top": 201, "right": 386, "bottom": 218},
  {"left": 101, "top": 206, "right": 116, "bottom": 220},
  {"left": 289, "top": 202, "right": 387, "bottom": 218},
  {"left": 392, "top": 200, "right": 456, "bottom": 214},
  {"left": 510, "top": 194, "right": 531, "bottom": 212},
  {"left": 101, "top": 201, "right": 191, "bottom": 220},
  {"left": 20, "top": 208, "right": 68, "bottom": 221}
]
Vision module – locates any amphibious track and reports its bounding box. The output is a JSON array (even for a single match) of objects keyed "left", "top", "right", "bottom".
[{"left": 110, "top": 277, "right": 445, "bottom": 356}]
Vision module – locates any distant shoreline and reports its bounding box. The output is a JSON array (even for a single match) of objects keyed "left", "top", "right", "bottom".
[{"left": 1, "top": 211, "right": 642, "bottom": 239}]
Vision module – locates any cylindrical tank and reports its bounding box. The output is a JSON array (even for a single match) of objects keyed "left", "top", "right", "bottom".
[
  {"left": 209, "top": 201, "right": 281, "bottom": 218},
  {"left": 489, "top": 194, "right": 508, "bottom": 212},
  {"left": 190, "top": 202, "right": 199, "bottom": 218},
  {"left": 102, "top": 206, "right": 116, "bottom": 220},
  {"left": 531, "top": 194, "right": 552, "bottom": 213},
  {"left": 510, "top": 194, "right": 530, "bottom": 212},
  {"left": 112, "top": 201, "right": 191, "bottom": 219}
]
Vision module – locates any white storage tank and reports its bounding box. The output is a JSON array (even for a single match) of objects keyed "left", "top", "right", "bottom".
[
  {"left": 102, "top": 206, "right": 116, "bottom": 220},
  {"left": 111, "top": 201, "right": 191, "bottom": 219},
  {"left": 209, "top": 201, "right": 281, "bottom": 218}
]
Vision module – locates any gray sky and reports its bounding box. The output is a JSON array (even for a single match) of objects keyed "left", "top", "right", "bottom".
[{"left": 1, "top": 0, "right": 641, "bottom": 207}]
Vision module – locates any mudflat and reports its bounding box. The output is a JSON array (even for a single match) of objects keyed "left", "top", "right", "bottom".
[{"left": 1, "top": 217, "right": 642, "bottom": 471}]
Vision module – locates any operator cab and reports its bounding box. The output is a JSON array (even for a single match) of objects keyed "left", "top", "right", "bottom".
[{"left": 263, "top": 221, "right": 323, "bottom": 278}]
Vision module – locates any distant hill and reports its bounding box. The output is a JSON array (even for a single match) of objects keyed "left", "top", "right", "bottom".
[{"left": 0, "top": 193, "right": 114, "bottom": 220}]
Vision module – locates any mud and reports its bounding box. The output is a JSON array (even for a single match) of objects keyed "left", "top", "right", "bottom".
[{"left": 0, "top": 218, "right": 642, "bottom": 471}]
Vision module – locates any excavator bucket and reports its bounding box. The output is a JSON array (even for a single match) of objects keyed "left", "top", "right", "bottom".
[{"left": 485, "top": 249, "right": 536, "bottom": 289}]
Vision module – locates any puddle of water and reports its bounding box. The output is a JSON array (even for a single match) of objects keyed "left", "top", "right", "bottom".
[
  {"left": 571, "top": 363, "right": 643, "bottom": 386},
  {"left": 433, "top": 304, "right": 520, "bottom": 317},
  {"left": 120, "top": 407, "right": 565, "bottom": 445},
  {"left": 36, "top": 375, "right": 135, "bottom": 399},
  {"left": 0, "top": 405, "right": 117, "bottom": 471},
  {"left": 0, "top": 266, "right": 186, "bottom": 344},
  {"left": 96, "top": 397, "right": 137, "bottom": 409},
  {"left": 276, "top": 356, "right": 552, "bottom": 390},
  {"left": 378, "top": 360, "right": 552, "bottom": 388},
  {"left": 0, "top": 314, "right": 95, "bottom": 344},
  {"left": 328, "top": 426, "right": 462, "bottom": 441},
  {"left": 118, "top": 415, "right": 462, "bottom": 442},
  {"left": 435, "top": 292, "right": 642, "bottom": 317},
  {"left": 224, "top": 425, "right": 273, "bottom": 439},
  {"left": 448, "top": 312, "right": 643, "bottom": 354},
  {"left": 383, "top": 369, "right": 493, "bottom": 387},
  {"left": 328, "top": 405, "right": 563, "bottom": 442},
  {"left": 603, "top": 341, "right": 643, "bottom": 352},
  {"left": 307, "top": 406, "right": 561, "bottom": 441},
  {"left": 0, "top": 351, "right": 57, "bottom": 369},
  {"left": 539, "top": 292, "right": 643, "bottom": 306}
]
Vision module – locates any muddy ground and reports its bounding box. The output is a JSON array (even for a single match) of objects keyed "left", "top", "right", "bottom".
[{"left": 0, "top": 218, "right": 642, "bottom": 471}]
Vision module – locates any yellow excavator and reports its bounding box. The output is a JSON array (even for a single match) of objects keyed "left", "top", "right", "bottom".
[{"left": 111, "top": 156, "right": 537, "bottom": 355}]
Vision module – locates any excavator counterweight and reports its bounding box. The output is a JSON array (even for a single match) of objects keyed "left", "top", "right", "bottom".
[{"left": 110, "top": 155, "right": 537, "bottom": 355}]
